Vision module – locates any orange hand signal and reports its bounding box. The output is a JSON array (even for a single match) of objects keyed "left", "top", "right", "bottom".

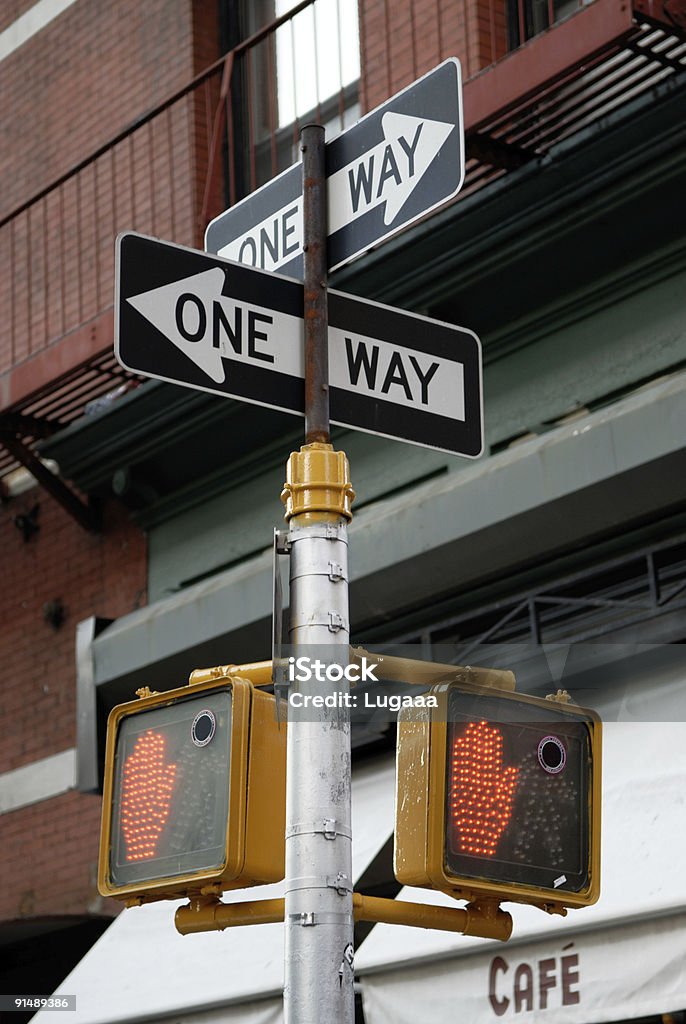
[
  {"left": 449, "top": 720, "right": 519, "bottom": 857},
  {"left": 120, "top": 729, "right": 177, "bottom": 861}
]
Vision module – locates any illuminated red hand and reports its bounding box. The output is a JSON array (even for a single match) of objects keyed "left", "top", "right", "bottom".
[
  {"left": 449, "top": 720, "right": 519, "bottom": 857},
  {"left": 120, "top": 730, "right": 177, "bottom": 861}
]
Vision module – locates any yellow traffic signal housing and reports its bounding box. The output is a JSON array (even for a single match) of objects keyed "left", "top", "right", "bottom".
[
  {"left": 395, "top": 680, "right": 601, "bottom": 914},
  {"left": 98, "top": 674, "right": 285, "bottom": 903}
]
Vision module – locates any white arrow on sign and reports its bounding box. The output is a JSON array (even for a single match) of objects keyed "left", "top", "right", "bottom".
[
  {"left": 127, "top": 269, "right": 303, "bottom": 385},
  {"left": 125, "top": 268, "right": 464, "bottom": 421},
  {"left": 328, "top": 112, "right": 454, "bottom": 232},
  {"left": 216, "top": 112, "right": 454, "bottom": 273}
]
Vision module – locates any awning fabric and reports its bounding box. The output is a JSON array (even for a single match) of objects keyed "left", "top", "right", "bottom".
[
  {"left": 34, "top": 757, "right": 395, "bottom": 1024},
  {"left": 147, "top": 1000, "right": 283, "bottom": 1024},
  {"left": 360, "top": 912, "right": 686, "bottom": 1024}
]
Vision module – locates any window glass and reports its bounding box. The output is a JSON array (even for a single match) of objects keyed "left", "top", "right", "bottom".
[{"left": 274, "top": 0, "right": 360, "bottom": 128}]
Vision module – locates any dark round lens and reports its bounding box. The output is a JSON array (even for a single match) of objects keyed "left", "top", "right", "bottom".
[
  {"left": 541, "top": 741, "right": 562, "bottom": 769},
  {"left": 537, "top": 735, "right": 566, "bottom": 774},
  {"left": 191, "top": 710, "right": 216, "bottom": 746}
]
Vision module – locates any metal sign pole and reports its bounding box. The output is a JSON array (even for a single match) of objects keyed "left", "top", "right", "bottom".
[
  {"left": 301, "top": 124, "right": 329, "bottom": 447},
  {"left": 281, "top": 124, "right": 355, "bottom": 1024}
]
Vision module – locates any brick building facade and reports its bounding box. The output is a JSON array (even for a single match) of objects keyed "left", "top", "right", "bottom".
[
  {"left": 0, "top": 0, "right": 220, "bottom": 999},
  {"left": 0, "top": 499, "right": 144, "bottom": 921}
]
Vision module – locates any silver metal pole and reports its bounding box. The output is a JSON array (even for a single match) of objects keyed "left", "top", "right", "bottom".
[
  {"left": 282, "top": 123, "right": 355, "bottom": 1024},
  {"left": 284, "top": 516, "right": 354, "bottom": 1022}
]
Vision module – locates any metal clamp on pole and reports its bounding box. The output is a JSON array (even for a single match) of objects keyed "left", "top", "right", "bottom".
[
  {"left": 285, "top": 820, "right": 353, "bottom": 841},
  {"left": 287, "top": 522, "right": 348, "bottom": 542},
  {"left": 288, "top": 874, "right": 353, "bottom": 896},
  {"left": 288, "top": 911, "right": 354, "bottom": 928}
]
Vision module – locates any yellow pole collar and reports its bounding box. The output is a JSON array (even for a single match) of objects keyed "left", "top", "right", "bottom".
[{"left": 281, "top": 443, "right": 355, "bottom": 521}]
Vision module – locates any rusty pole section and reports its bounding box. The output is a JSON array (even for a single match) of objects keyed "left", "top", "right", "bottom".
[{"left": 301, "top": 124, "right": 330, "bottom": 444}]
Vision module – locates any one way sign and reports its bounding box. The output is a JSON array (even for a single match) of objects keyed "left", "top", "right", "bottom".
[
  {"left": 205, "top": 59, "right": 464, "bottom": 278},
  {"left": 116, "top": 233, "right": 482, "bottom": 458}
]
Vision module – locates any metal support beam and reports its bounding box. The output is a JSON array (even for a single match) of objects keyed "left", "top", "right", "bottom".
[
  {"left": 350, "top": 648, "right": 516, "bottom": 690},
  {"left": 187, "top": 660, "right": 274, "bottom": 688},
  {"left": 175, "top": 897, "right": 286, "bottom": 934},
  {"left": 0, "top": 412, "right": 62, "bottom": 439},
  {"left": 174, "top": 893, "right": 513, "bottom": 942},
  {"left": 0, "top": 433, "right": 100, "bottom": 533},
  {"left": 467, "top": 133, "right": 530, "bottom": 170},
  {"left": 353, "top": 894, "right": 513, "bottom": 941}
]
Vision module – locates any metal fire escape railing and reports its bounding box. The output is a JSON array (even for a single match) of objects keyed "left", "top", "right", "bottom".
[
  {"left": 0, "top": 0, "right": 363, "bottom": 509},
  {"left": 0, "top": 0, "right": 684, "bottom": 526}
]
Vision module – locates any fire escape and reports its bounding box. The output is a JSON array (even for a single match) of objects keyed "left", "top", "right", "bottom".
[{"left": 0, "top": 0, "right": 684, "bottom": 530}]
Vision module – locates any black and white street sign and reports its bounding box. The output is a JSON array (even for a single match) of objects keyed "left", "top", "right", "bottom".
[
  {"left": 205, "top": 59, "right": 463, "bottom": 278},
  {"left": 116, "top": 233, "right": 482, "bottom": 457}
]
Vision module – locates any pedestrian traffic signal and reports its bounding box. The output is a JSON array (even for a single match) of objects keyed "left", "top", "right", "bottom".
[
  {"left": 98, "top": 674, "right": 286, "bottom": 903},
  {"left": 394, "top": 680, "right": 601, "bottom": 913}
]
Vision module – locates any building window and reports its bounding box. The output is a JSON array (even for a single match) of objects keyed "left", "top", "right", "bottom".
[
  {"left": 226, "top": 0, "right": 360, "bottom": 197},
  {"left": 274, "top": 0, "right": 360, "bottom": 129},
  {"left": 507, "top": 0, "right": 583, "bottom": 49}
]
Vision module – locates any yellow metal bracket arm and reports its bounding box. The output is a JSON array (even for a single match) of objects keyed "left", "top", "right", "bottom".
[
  {"left": 175, "top": 896, "right": 285, "bottom": 934},
  {"left": 174, "top": 894, "right": 512, "bottom": 941},
  {"left": 351, "top": 647, "right": 516, "bottom": 691},
  {"left": 353, "top": 894, "right": 512, "bottom": 940}
]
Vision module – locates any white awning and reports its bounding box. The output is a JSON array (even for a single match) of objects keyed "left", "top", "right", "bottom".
[
  {"left": 360, "top": 912, "right": 686, "bottom": 1024},
  {"left": 357, "top": 722, "right": 686, "bottom": 1023},
  {"left": 34, "top": 723, "right": 686, "bottom": 1024},
  {"left": 34, "top": 756, "right": 395, "bottom": 1024},
  {"left": 169, "top": 1007, "right": 282, "bottom": 1024}
]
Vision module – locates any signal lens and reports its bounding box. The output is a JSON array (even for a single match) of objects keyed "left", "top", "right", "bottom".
[
  {"left": 120, "top": 729, "right": 177, "bottom": 861},
  {"left": 109, "top": 689, "right": 232, "bottom": 887},
  {"left": 449, "top": 720, "right": 519, "bottom": 857},
  {"left": 444, "top": 690, "right": 592, "bottom": 894}
]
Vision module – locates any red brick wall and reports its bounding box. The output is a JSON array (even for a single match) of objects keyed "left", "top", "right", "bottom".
[
  {"left": 0, "top": 0, "right": 222, "bottom": 377},
  {"left": 0, "top": 492, "right": 146, "bottom": 775},
  {"left": 0, "top": 792, "right": 113, "bottom": 920},
  {"left": 0, "top": 1, "right": 227, "bottom": 927},
  {"left": 0, "top": 488, "right": 146, "bottom": 921},
  {"left": 0, "top": 0, "right": 195, "bottom": 218},
  {"left": 0, "top": 0, "right": 221, "bottom": 929},
  {"left": 359, "top": 0, "right": 509, "bottom": 113},
  {"left": 0, "top": 0, "right": 35, "bottom": 35}
]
